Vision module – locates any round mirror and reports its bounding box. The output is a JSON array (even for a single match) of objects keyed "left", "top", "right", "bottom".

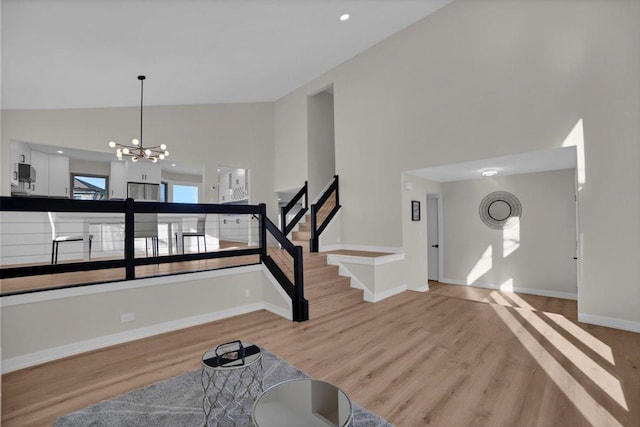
[
  {"left": 488, "top": 200, "right": 511, "bottom": 221},
  {"left": 479, "top": 191, "right": 522, "bottom": 230}
]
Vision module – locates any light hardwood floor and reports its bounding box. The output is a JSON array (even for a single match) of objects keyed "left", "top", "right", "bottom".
[
  {"left": 0, "top": 253, "right": 259, "bottom": 294},
  {"left": 2, "top": 283, "right": 639, "bottom": 426}
]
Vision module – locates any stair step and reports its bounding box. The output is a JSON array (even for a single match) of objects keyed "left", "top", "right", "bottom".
[
  {"left": 292, "top": 240, "right": 310, "bottom": 251},
  {"left": 305, "top": 269, "right": 343, "bottom": 287},
  {"left": 303, "top": 254, "right": 328, "bottom": 268},
  {"left": 305, "top": 277, "right": 352, "bottom": 299},
  {"left": 298, "top": 222, "right": 311, "bottom": 232},
  {"left": 292, "top": 231, "right": 311, "bottom": 241},
  {"left": 309, "top": 288, "right": 363, "bottom": 319}
]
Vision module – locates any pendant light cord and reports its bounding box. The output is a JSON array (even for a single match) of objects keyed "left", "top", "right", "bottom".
[{"left": 139, "top": 75, "right": 145, "bottom": 150}]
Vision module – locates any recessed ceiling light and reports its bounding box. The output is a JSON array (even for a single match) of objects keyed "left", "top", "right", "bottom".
[
  {"left": 482, "top": 169, "right": 498, "bottom": 177},
  {"left": 57, "top": 150, "right": 64, "bottom": 154},
  {"left": 340, "top": 13, "right": 350, "bottom": 21},
  {"left": 171, "top": 163, "right": 176, "bottom": 167}
]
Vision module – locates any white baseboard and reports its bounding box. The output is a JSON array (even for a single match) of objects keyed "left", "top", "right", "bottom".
[
  {"left": 369, "top": 284, "right": 407, "bottom": 303},
  {"left": 411, "top": 284, "right": 429, "bottom": 292},
  {"left": 320, "top": 243, "right": 402, "bottom": 254},
  {"left": 326, "top": 252, "right": 404, "bottom": 266},
  {"left": 441, "top": 278, "right": 577, "bottom": 301},
  {"left": 578, "top": 313, "right": 640, "bottom": 333},
  {"left": 264, "top": 302, "right": 292, "bottom": 320},
  {"left": 2, "top": 302, "right": 277, "bottom": 374},
  {"left": 333, "top": 264, "right": 374, "bottom": 301},
  {"left": 327, "top": 256, "right": 406, "bottom": 303}
]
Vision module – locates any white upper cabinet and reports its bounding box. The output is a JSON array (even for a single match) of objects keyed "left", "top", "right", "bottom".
[
  {"left": 126, "top": 161, "right": 161, "bottom": 184},
  {"left": 110, "top": 161, "right": 127, "bottom": 199},
  {"left": 48, "top": 154, "right": 70, "bottom": 198},
  {"left": 30, "top": 150, "right": 49, "bottom": 196}
]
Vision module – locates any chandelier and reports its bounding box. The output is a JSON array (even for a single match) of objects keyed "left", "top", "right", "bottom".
[{"left": 108, "top": 75, "right": 169, "bottom": 163}]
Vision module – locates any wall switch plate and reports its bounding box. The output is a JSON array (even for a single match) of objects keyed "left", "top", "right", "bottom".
[
  {"left": 245, "top": 288, "right": 251, "bottom": 297},
  {"left": 120, "top": 312, "right": 135, "bottom": 323}
]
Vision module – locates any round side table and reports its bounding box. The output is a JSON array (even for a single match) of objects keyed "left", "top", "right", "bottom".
[{"left": 201, "top": 342, "right": 263, "bottom": 426}]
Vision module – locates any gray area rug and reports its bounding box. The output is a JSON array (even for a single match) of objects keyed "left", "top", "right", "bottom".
[{"left": 54, "top": 348, "right": 393, "bottom": 426}]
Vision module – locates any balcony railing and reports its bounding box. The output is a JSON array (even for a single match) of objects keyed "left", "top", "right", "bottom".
[{"left": 0, "top": 196, "right": 308, "bottom": 321}]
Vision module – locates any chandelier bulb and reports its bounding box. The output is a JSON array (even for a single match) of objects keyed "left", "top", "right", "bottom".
[
  {"left": 151, "top": 157, "right": 158, "bottom": 163},
  {"left": 108, "top": 141, "right": 116, "bottom": 148},
  {"left": 132, "top": 156, "right": 139, "bottom": 162},
  {"left": 132, "top": 138, "right": 140, "bottom": 146},
  {"left": 159, "top": 154, "right": 165, "bottom": 160},
  {"left": 164, "top": 151, "right": 170, "bottom": 156},
  {"left": 144, "top": 149, "right": 152, "bottom": 156},
  {"left": 160, "top": 144, "right": 167, "bottom": 150},
  {"left": 122, "top": 148, "right": 130, "bottom": 155}
]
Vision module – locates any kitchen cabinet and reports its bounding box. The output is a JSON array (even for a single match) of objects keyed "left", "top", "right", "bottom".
[
  {"left": 126, "top": 161, "right": 160, "bottom": 184},
  {"left": 218, "top": 168, "right": 248, "bottom": 203},
  {"left": 10, "top": 141, "right": 31, "bottom": 187},
  {"left": 127, "top": 182, "right": 159, "bottom": 201},
  {"left": 30, "top": 150, "right": 49, "bottom": 196},
  {"left": 48, "top": 154, "right": 70, "bottom": 198},
  {"left": 110, "top": 161, "right": 127, "bottom": 199}
]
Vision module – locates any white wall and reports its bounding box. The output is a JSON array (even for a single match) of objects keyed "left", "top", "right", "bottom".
[
  {"left": 1, "top": 103, "right": 278, "bottom": 218},
  {"left": 401, "top": 173, "right": 442, "bottom": 291},
  {"left": 0, "top": 267, "right": 290, "bottom": 372},
  {"left": 69, "top": 159, "right": 110, "bottom": 177},
  {"left": 441, "top": 169, "right": 577, "bottom": 298},
  {"left": 274, "top": 94, "right": 307, "bottom": 193},
  {"left": 274, "top": 0, "right": 640, "bottom": 329},
  {"left": 307, "top": 91, "right": 335, "bottom": 200}
]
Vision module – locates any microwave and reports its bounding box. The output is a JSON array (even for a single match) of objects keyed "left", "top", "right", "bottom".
[{"left": 18, "top": 163, "right": 36, "bottom": 183}]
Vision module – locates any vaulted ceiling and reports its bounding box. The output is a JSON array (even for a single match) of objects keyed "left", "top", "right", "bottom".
[{"left": 1, "top": 0, "right": 452, "bottom": 109}]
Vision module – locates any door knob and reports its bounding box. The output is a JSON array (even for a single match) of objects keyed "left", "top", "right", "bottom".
[{"left": 432, "top": 244, "right": 439, "bottom": 248}]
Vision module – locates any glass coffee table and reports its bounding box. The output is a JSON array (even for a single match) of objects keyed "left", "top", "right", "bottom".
[{"left": 252, "top": 378, "right": 353, "bottom": 427}]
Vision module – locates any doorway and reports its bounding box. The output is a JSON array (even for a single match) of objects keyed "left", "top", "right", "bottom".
[{"left": 427, "top": 195, "right": 440, "bottom": 282}]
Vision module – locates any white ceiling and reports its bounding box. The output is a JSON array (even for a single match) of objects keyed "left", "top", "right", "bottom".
[
  {"left": 1, "top": 0, "right": 452, "bottom": 110},
  {"left": 406, "top": 147, "right": 577, "bottom": 183}
]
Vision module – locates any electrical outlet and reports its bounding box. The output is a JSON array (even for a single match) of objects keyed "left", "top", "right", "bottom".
[
  {"left": 245, "top": 288, "right": 251, "bottom": 297},
  {"left": 120, "top": 312, "right": 135, "bottom": 323}
]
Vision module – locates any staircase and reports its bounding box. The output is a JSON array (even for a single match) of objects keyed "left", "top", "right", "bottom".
[{"left": 268, "top": 212, "right": 363, "bottom": 319}]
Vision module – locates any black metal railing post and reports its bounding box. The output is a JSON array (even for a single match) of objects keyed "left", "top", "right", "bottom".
[
  {"left": 259, "top": 203, "right": 268, "bottom": 259},
  {"left": 280, "top": 205, "right": 286, "bottom": 238},
  {"left": 303, "top": 181, "right": 308, "bottom": 209},
  {"left": 124, "top": 198, "right": 135, "bottom": 280},
  {"left": 292, "top": 245, "right": 308, "bottom": 321},
  {"left": 309, "top": 203, "right": 318, "bottom": 252},
  {"left": 334, "top": 175, "right": 339, "bottom": 206}
]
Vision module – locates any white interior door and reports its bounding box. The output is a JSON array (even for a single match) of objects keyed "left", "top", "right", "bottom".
[{"left": 427, "top": 197, "right": 439, "bottom": 281}]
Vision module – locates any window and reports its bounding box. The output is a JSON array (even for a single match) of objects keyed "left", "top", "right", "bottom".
[
  {"left": 160, "top": 182, "right": 168, "bottom": 203},
  {"left": 173, "top": 184, "right": 199, "bottom": 203},
  {"left": 71, "top": 174, "right": 108, "bottom": 200}
]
